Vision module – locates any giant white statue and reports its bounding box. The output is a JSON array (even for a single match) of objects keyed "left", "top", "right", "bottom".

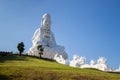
[{"left": 28, "top": 13, "right": 68, "bottom": 60}]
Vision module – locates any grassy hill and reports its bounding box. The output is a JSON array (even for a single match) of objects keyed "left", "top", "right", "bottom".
[{"left": 0, "top": 55, "right": 120, "bottom": 80}]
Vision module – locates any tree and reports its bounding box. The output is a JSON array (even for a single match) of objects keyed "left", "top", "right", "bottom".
[
  {"left": 37, "top": 45, "right": 44, "bottom": 58},
  {"left": 17, "top": 42, "right": 25, "bottom": 56}
]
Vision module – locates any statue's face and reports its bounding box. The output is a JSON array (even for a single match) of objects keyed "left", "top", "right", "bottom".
[
  {"left": 42, "top": 14, "right": 51, "bottom": 30},
  {"left": 43, "top": 19, "right": 50, "bottom": 29}
]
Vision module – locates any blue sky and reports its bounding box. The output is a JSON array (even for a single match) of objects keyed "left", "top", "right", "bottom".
[{"left": 0, "top": 0, "right": 120, "bottom": 69}]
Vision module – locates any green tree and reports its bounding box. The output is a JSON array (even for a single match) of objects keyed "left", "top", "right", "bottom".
[
  {"left": 17, "top": 42, "right": 25, "bottom": 56},
  {"left": 37, "top": 45, "right": 44, "bottom": 58}
]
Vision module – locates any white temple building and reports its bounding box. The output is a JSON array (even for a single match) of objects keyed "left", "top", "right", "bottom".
[{"left": 70, "top": 55, "right": 108, "bottom": 71}]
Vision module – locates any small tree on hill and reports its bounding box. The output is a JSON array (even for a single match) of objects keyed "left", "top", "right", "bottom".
[
  {"left": 17, "top": 42, "right": 25, "bottom": 56},
  {"left": 37, "top": 45, "right": 44, "bottom": 58}
]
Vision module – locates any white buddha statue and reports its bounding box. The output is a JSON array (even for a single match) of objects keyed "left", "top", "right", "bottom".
[{"left": 28, "top": 13, "right": 68, "bottom": 60}]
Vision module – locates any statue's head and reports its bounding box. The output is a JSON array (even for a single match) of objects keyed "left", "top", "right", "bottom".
[{"left": 41, "top": 13, "right": 51, "bottom": 30}]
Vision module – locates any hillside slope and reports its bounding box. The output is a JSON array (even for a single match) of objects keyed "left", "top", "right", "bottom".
[{"left": 0, "top": 55, "right": 120, "bottom": 80}]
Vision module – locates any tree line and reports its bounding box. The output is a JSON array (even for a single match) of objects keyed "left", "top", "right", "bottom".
[{"left": 0, "top": 42, "right": 44, "bottom": 58}]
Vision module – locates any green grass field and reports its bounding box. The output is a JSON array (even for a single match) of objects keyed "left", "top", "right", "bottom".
[{"left": 0, "top": 55, "right": 120, "bottom": 80}]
